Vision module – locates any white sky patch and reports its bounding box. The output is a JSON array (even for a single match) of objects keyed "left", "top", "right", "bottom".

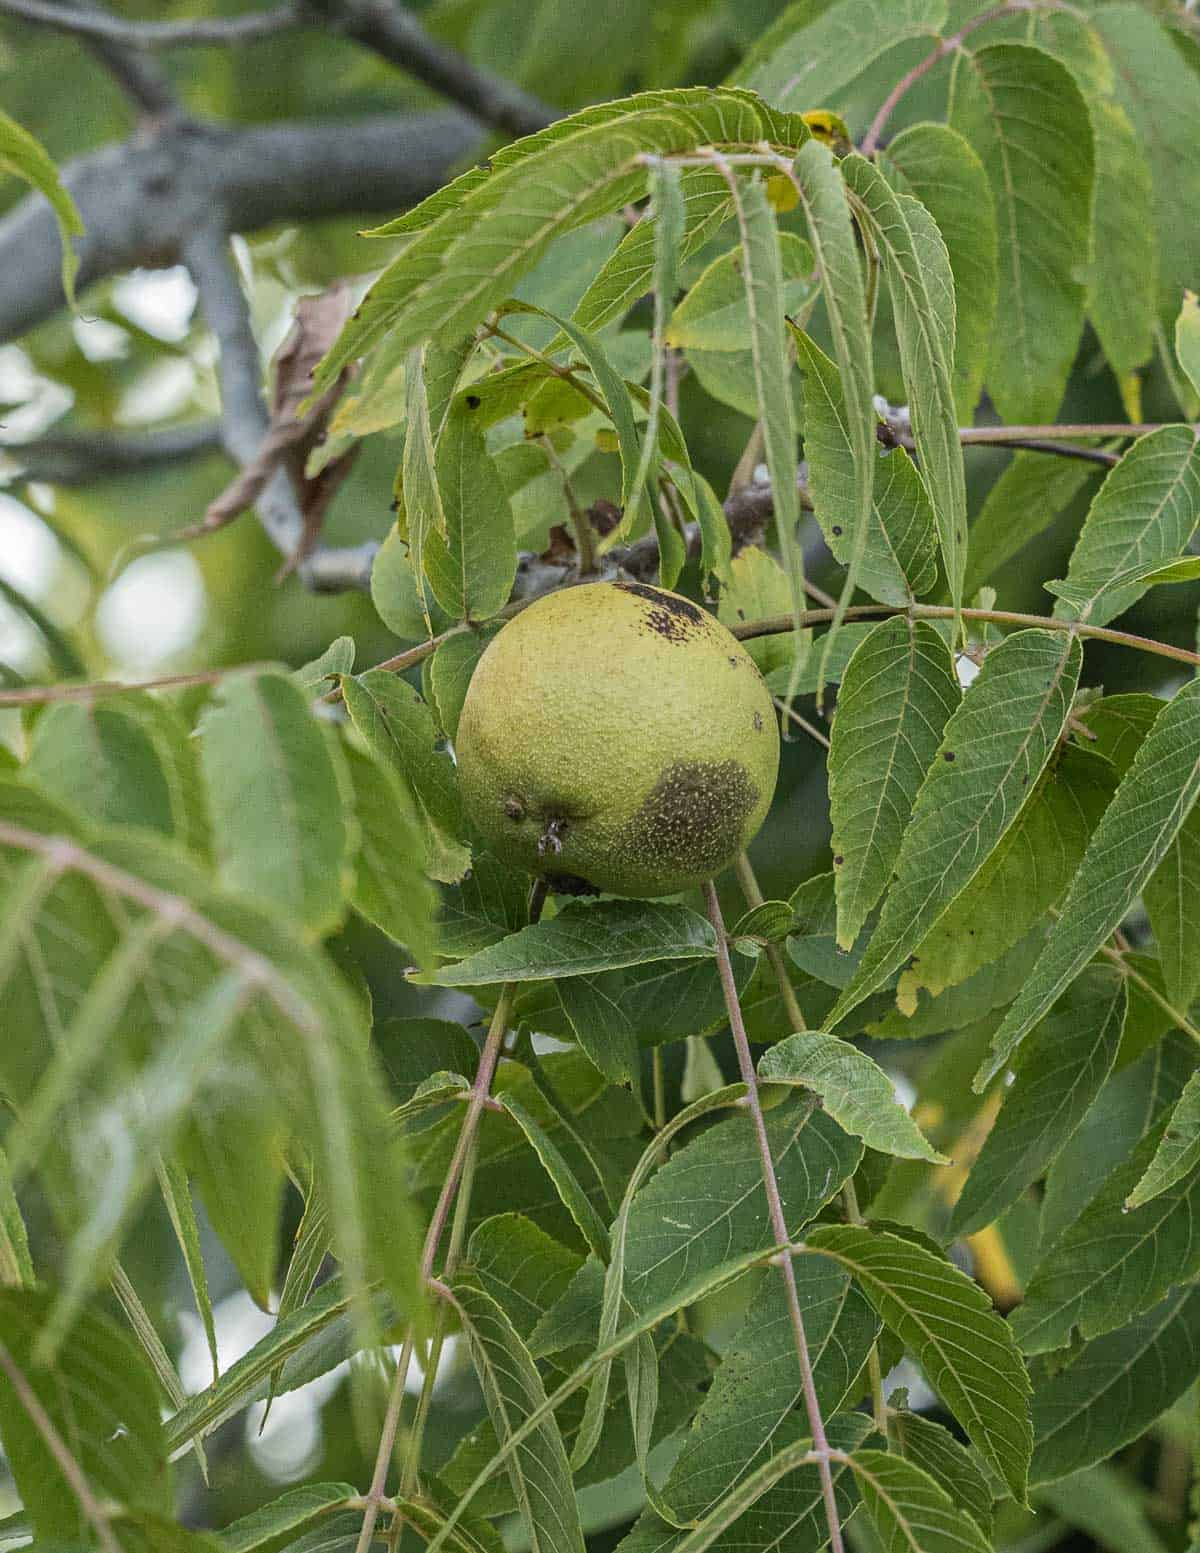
[
  {"left": 113, "top": 266, "right": 198, "bottom": 342},
  {"left": 955, "top": 653, "right": 981, "bottom": 688},
  {"left": 117, "top": 358, "right": 197, "bottom": 425},
  {"left": 96, "top": 550, "right": 206, "bottom": 669}
]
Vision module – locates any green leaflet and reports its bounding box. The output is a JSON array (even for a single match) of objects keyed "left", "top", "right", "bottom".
[
  {"left": 950, "top": 43, "right": 1094, "bottom": 423},
  {"left": 313, "top": 89, "right": 812, "bottom": 391},
  {"left": 806, "top": 1224, "right": 1032, "bottom": 1499},
  {"left": 1125, "top": 1069, "right": 1200, "bottom": 1210},
  {"left": 198, "top": 671, "right": 354, "bottom": 938},
  {"left": 1030, "top": 1285, "right": 1200, "bottom": 1486},
  {"left": 830, "top": 629, "right": 1082, "bottom": 1029},
  {"left": 422, "top": 901, "right": 715, "bottom": 985},
  {"left": 950, "top": 966, "right": 1126, "bottom": 1237},
  {"left": 450, "top": 1278, "right": 586, "bottom": 1553},
  {"left": 659, "top": 1259, "right": 877, "bottom": 1522},
  {"left": 849, "top": 1448, "right": 991, "bottom": 1553},
  {"left": 882, "top": 122, "right": 997, "bottom": 422},
  {"left": 790, "top": 328, "right": 938, "bottom": 607},
  {"left": 1049, "top": 427, "right": 1200, "bottom": 627},
  {"left": 890, "top": 1410, "right": 994, "bottom": 1536},
  {"left": 720, "top": 170, "right": 807, "bottom": 689},
  {"left": 758, "top": 1033, "right": 947, "bottom": 1163},
  {"left": 425, "top": 400, "right": 519, "bottom": 621},
  {"left": 1178, "top": 290, "right": 1200, "bottom": 402},
  {"left": 827, "top": 617, "right": 960, "bottom": 950},
  {"left": 466, "top": 1214, "right": 583, "bottom": 1345},
  {"left": 737, "top": 0, "right": 947, "bottom": 112},
  {"left": 342, "top": 744, "right": 438, "bottom": 968},
  {"left": 841, "top": 154, "right": 967, "bottom": 613},
  {"left": 983, "top": 678, "right": 1200, "bottom": 1084}
]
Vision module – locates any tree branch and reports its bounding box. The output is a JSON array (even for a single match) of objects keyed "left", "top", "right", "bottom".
[
  {"left": 182, "top": 226, "right": 305, "bottom": 556},
  {"left": 1, "top": 422, "right": 222, "bottom": 484},
  {"left": 307, "top": 0, "right": 554, "bottom": 138},
  {"left": 0, "top": 110, "right": 480, "bottom": 345},
  {"left": 0, "top": 0, "right": 303, "bottom": 47}
]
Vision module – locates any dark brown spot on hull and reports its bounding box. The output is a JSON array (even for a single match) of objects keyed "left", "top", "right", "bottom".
[
  {"left": 615, "top": 759, "right": 757, "bottom": 879},
  {"left": 617, "top": 581, "right": 705, "bottom": 642}
]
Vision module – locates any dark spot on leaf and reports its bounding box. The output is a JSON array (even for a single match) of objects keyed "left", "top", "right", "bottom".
[
  {"left": 833, "top": 855, "right": 844, "bottom": 865},
  {"left": 466, "top": 394, "right": 481, "bottom": 409},
  {"left": 616, "top": 759, "right": 757, "bottom": 878},
  {"left": 944, "top": 751, "right": 955, "bottom": 762},
  {"left": 831, "top": 525, "right": 843, "bottom": 536}
]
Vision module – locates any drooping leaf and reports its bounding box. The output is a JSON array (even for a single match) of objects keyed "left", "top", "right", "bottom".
[
  {"left": 423, "top": 901, "right": 715, "bottom": 985},
  {"left": 0, "top": 108, "right": 84, "bottom": 308},
  {"left": 1029, "top": 1284, "right": 1200, "bottom": 1486},
  {"left": 1125, "top": 1069, "right": 1200, "bottom": 1210},
  {"left": 156, "top": 1158, "right": 218, "bottom": 1385},
  {"left": 950, "top": 965, "right": 1126, "bottom": 1237},
  {"left": 199, "top": 671, "right": 354, "bottom": 937},
  {"left": 342, "top": 744, "right": 438, "bottom": 967},
  {"left": 340, "top": 668, "right": 468, "bottom": 883},
  {"left": 982, "top": 677, "right": 1200, "bottom": 1084},
  {"left": 498, "top": 1093, "right": 611, "bottom": 1261},
  {"left": 450, "top": 1277, "right": 587, "bottom": 1553},
  {"left": 842, "top": 154, "right": 967, "bottom": 612},
  {"left": 950, "top": 43, "right": 1094, "bottom": 423},
  {"left": 786, "top": 139, "right": 875, "bottom": 696},
  {"left": 1035, "top": 1461, "right": 1168, "bottom": 1553},
  {"left": 1049, "top": 426, "right": 1200, "bottom": 627},
  {"left": 759, "top": 1033, "right": 946, "bottom": 1163},
  {"left": 1143, "top": 803, "right": 1200, "bottom": 1013},
  {"left": 1177, "top": 289, "right": 1200, "bottom": 402},
  {"left": 827, "top": 616, "right": 960, "bottom": 950},
  {"left": 882, "top": 122, "right": 997, "bottom": 421},
  {"left": 830, "top": 629, "right": 1082, "bottom": 1028},
  {"left": 218, "top": 1482, "right": 359, "bottom": 1553},
  {"left": 806, "top": 1224, "right": 1032, "bottom": 1498},
  {"left": 425, "top": 400, "right": 519, "bottom": 621},
  {"left": 790, "top": 329, "right": 938, "bottom": 607}
]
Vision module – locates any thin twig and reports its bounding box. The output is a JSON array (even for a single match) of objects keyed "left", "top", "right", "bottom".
[
  {"left": 773, "top": 695, "right": 831, "bottom": 751},
  {"left": 859, "top": 1, "right": 1035, "bottom": 155},
  {"left": 734, "top": 851, "right": 807, "bottom": 1032},
  {"left": 0, "top": 1337, "right": 122, "bottom": 1553},
  {"left": 1, "top": 422, "right": 222, "bottom": 485},
  {"left": 0, "top": 662, "right": 275, "bottom": 707},
  {"left": 957, "top": 421, "right": 1198, "bottom": 443},
  {"left": 702, "top": 880, "right": 845, "bottom": 1553},
  {"left": 1098, "top": 941, "right": 1200, "bottom": 1046}
]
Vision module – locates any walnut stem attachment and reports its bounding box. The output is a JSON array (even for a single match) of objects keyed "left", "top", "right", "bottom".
[{"left": 702, "top": 879, "right": 845, "bottom": 1553}]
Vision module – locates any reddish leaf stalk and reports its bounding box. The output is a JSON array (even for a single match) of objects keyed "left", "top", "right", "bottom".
[{"left": 702, "top": 880, "right": 845, "bottom": 1553}]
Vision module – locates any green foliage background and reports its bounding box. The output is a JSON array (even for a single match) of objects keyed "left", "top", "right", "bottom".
[{"left": 2, "top": 2, "right": 1200, "bottom": 1552}]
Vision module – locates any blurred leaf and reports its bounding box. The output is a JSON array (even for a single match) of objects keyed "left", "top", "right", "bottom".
[
  {"left": 1030, "top": 1285, "right": 1200, "bottom": 1486},
  {"left": 951, "top": 965, "right": 1126, "bottom": 1237},
  {"left": 156, "top": 1158, "right": 218, "bottom": 1385},
  {"left": 950, "top": 43, "right": 1094, "bottom": 422},
  {"left": 666, "top": 234, "right": 814, "bottom": 352},
  {"left": 1035, "top": 1462, "right": 1166, "bottom": 1553},
  {"left": 0, "top": 575, "right": 84, "bottom": 678},
  {"left": 1177, "top": 289, "right": 1200, "bottom": 401},
  {"left": 341, "top": 668, "right": 468, "bottom": 883},
  {"left": 0, "top": 1287, "right": 168, "bottom": 1541},
  {"left": 343, "top": 744, "right": 438, "bottom": 967},
  {"left": 0, "top": 108, "right": 83, "bottom": 308},
  {"left": 0, "top": 1146, "right": 33, "bottom": 1289},
  {"left": 759, "top": 1033, "right": 947, "bottom": 1162},
  {"left": 964, "top": 452, "right": 1099, "bottom": 596},
  {"left": 199, "top": 671, "right": 354, "bottom": 937}
]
